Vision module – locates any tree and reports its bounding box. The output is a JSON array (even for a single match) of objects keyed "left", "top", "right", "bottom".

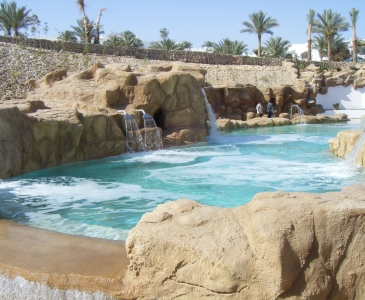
[
  {"left": 312, "top": 35, "right": 327, "bottom": 61},
  {"left": 71, "top": 19, "right": 96, "bottom": 43},
  {"left": 307, "top": 9, "right": 315, "bottom": 61},
  {"left": 102, "top": 34, "right": 123, "bottom": 46},
  {"left": 212, "top": 38, "right": 232, "bottom": 54},
  {"left": 119, "top": 30, "right": 143, "bottom": 48},
  {"left": 202, "top": 41, "right": 214, "bottom": 52},
  {"left": 57, "top": 30, "right": 78, "bottom": 43},
  {"left": 312, "top": 9, "right": 349, "bottom": 61},
  {"left": 149, "top": 28, "right": 187, "bottom": 50},
  {"left": 42, "top": 21, "right": 48, "bottom": 38},
  {"left": 0, "top": 1, "right": 37, "bottom": 36},
  {"left": 240, "top": 11, "right": 279, "bottom": 57},
  {"left": 30, "top": 25, "right": 35, "bottom": 37},
  {"left": 230, "top": 40, "right": 248, "bottom": 55},
  {"left": 179, "top": 40, "right": 192, "bottom": 50},
  {"left": 212, "top": 38, "right": 248, "bottom": 55},
  {"left": 93, "top": 7, "right": 105, "bottom": 44},
  {"left": 330, "top": 34, "right": 351, "bottom": 61},
  {"left": 263, "top": 36, "right": 291, "bottom": 58},
  {"left": 349, "top": 8, "right": 359, "bottom": 62}
]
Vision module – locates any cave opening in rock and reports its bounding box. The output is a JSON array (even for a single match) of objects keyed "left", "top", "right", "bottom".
[{"left": 153, "top": 109, "right": 165, "bottom": 130}]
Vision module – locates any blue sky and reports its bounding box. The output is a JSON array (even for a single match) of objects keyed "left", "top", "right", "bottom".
[{"left": 15, "top": 0, "right": 365, "bottom": 52}]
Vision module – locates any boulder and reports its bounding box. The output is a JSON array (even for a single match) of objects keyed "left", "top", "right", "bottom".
[
  {"left": 329, "top": 129, "right": 365, "bottom": 166},
  {"left": 0, "top": 104, "right": 125, "bottom": 179},
  {"left": 124, "top": 184, "right": 365, "bottom": 299}
]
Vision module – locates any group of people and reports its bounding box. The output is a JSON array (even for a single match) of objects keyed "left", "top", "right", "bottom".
[{"left": 256, "top": 98, "right": 275, "bottom": 118}]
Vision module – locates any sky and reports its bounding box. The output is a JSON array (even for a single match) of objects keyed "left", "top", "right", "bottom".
[{"left": 14, "top": 0, "right": 365, "bottom": 54}]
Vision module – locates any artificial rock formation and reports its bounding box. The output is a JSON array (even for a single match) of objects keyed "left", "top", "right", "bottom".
[
  {"left": 0, "top": 62, "right": 209, "bottom": 179},
  {"left": 329, "top": 129, "right": 365, "bottom": 167},
  {"left": 26, "top": 62, "right": 208, "bottom": 149},
  {"left": 123, "top": 184, "right": 365, "bottom": 299}
]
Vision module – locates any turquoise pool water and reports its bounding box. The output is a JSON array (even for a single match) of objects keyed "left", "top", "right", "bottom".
[{"left": 1, "top": 122, "right": 364, "bottom": 240}]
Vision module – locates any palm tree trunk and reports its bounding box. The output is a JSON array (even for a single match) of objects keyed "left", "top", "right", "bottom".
[
  {"left": 307, "top": 24, "right": 312, "bottom": 61},
  {"left": 327, "top": 37, "right": 331, "bottom": 61},
  {"left": 352, "top": 25, "right": 357, "bottom": 62},
  {"left": 258, "top": 35, "right": 261, "bottom": 58}
]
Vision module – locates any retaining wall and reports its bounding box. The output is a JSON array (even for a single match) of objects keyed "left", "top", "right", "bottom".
[{"left": 0, "top": 35, "right": 357, "bottom": 69}]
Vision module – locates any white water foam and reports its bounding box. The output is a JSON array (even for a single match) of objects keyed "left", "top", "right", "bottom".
[
  {"left": 147, "top": 153, "right": 355, "bottom": 191},
  {"left": 0, "top": 274, "right": 114, "bottom": 300},
  {"left": 0, "top": 177, "right": 202, "bottom": 238}
]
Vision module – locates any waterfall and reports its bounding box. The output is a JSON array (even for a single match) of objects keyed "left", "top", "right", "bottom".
[
  {"left": 123, "top": 113, "right": 145, "bottom": 153},
  {"left": 143, "top": 113, "right": 164, "bottom": 151},
  {"left": 345, "top": 130, "right": 365, "bottom": 166},
  {"left": 359, "top": 118, "right": 365, "bottom": 130},
  {"left": 201, "top": 88, "right": 220, "bottom": 136},
  {"left": 290, "top": 105, "right": 306, "bottom": 124}
]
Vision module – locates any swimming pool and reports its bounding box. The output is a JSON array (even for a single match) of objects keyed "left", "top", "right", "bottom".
[{"left": 1, "top": 121, "right": 364, "bottom": 240}]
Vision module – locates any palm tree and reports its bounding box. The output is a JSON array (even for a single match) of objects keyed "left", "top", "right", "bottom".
[
  {"left": 212, "top": 38, "right": 248, "bottom": 55},
  {"left": 240, "top": 11, "right": 279, "bottom": 57},
  {"left": 179, "top": 40, "right": 192, "bottom": 50},
  {"left": 312, "top": 9, "right": 349, "bottom": 61},
  {"left": 76, "top": 0, "right": 94, "bottom": 43},
  {"left": 93, "top": 7, "right": 105, "bottom": 44},
  {"left": 330, "top": 34, "right": 351, "bottom": 61},
  {"left": 149, "top": 28, "right": 184, "bottom": 50},
  {"left": 71, "top": 19, "right": 96, "bottom": 43},
  {"left": 349, "top": 8, "right": 359, "bottom": 62},
  {"left": 102, "top": 34, "right": 123, "bottom": 46},
  {"left": 57, "top": 30, "right": 78, "bottom": 43},
  {"left": 263, "top": 36, "right": 291, "bottom": 58},
  {"left": 202, "top": 41, "right": 214, "bottom": 52},
  {"left": 307, "top": 9, "right": 315, "bottom": 61},
  {"left": 119, "top": 30, "right": 143, "bottom": 48},
  {"left": 312, "top": 35, "right": 327, "bottom": 61},
  {"left": 230, "top": 40, "right": 248, "bottom": 55},
  {"left": 0, "top": 1, "right": 37, "bottom": 36},
  {"left": 212, "top": 38, "right": 232, "bottom": 54}
]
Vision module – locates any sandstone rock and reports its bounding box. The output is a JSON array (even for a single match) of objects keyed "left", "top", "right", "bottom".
[
  {"left": 306, "top": 64, "right": 320, "bottom": 72},
  {"left": 0, "top": 104, "right": 126, "bottom": 179},
  {"left": 216, "top": 118, "right": 237, "bottom": 130},
  {"left": 246, "top": 117, "right": 274, "bottom": 127},
  {"left": 124, "top": 184, "right": 365, "bottom": 299},
  {"left": 329, "top": 129, "right": 365, "bottom": 166},
  {"left": 246, "top": 112, "right": 256, "bottom": 120}
]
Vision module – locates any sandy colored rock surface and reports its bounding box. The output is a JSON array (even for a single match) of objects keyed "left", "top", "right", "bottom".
[
  {"left": 329, "top": 129, "right": 365, "bottom": 166},
  {"left": 123, "top": 184, "right": 365, "bottom": 299},
  {"left": 0, "top": 219, "right": 128, "bottom": 295}
]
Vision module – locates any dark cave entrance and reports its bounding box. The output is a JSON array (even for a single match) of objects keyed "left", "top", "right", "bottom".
[{"left": 153, "top": 109, "right": 165, "bottom": 130}]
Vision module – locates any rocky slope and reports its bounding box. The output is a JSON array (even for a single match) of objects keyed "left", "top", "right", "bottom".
[{"left": 0, "top": 42, "right": 296, "bottom": 100}]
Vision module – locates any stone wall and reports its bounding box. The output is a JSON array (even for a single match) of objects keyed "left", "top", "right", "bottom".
[
  {"left": 0, "top": 36, "right": 284, "bottom": 66},
  {"left": 1, "top": 35, "right": 357, "bottom": 69}
]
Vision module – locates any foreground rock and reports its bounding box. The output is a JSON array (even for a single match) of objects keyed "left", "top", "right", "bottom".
[
  {"left": 329, "top": 129, "right": 365, "bottom": 167},
  {"left": 123, "top": 184, "right": 365, "bottom": 299}
]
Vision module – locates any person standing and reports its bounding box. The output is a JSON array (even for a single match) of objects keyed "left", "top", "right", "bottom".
[
  {"left": 267, "top": 98, "right": 275, "bottom": 118},
  {"left": 256, "top": 101, "right": 263, "bottom": 117}
]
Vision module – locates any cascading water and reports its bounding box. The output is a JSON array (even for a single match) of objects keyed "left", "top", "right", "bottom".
[
  {"left": 120, "top": 111, "right": 145, "bottom": 153},
  {"left": 137, "top": 110, "right": 163, "bottom": 151},
  {"left": 201, "top": 87, "right": 220, "bottom": 136},
  {"left": 345, "top": 129, "right": 365, "bottom": 166},
  {"left": 290, "top": 104, "right": 306, "bottom": 124},
  {"left": 359, "top": 118, "right": 365, "bottom": 130}
]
